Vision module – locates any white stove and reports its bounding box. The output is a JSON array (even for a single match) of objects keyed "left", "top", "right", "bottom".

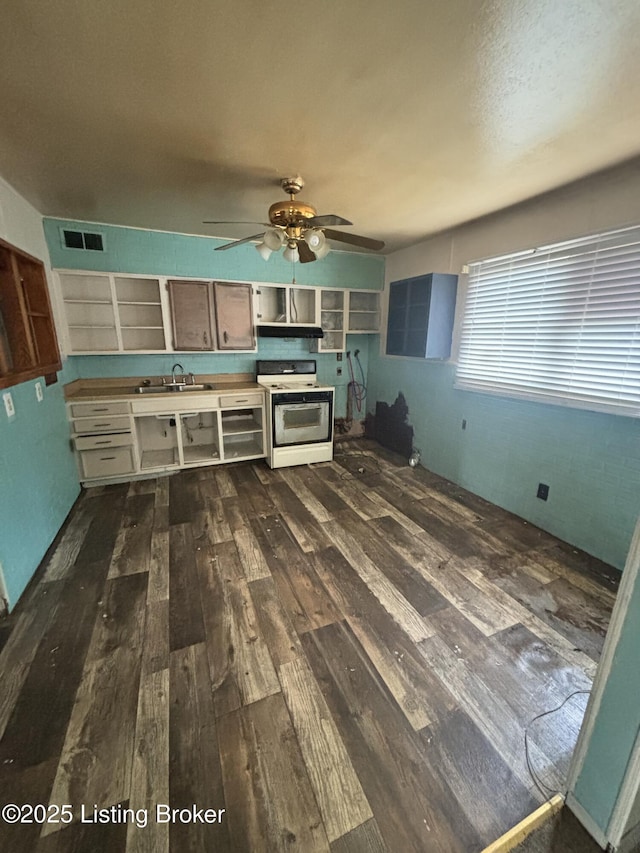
[{"left": 256, "top": 360, "right": 335, "bottom": 468}]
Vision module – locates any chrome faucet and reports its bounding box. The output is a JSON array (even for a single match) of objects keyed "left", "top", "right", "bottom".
[{"left": 170, "top": 362, "right": 186, "bottom": 385}]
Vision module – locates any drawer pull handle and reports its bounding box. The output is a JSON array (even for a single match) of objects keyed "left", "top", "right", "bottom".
[
  {"left": 92, "top": 408, "right": 109, "bottom": 412},
  {"left": 99, "top": 456, "right": 117, "bottom": 461},
  {"left": 93, "top": 422, "right": 111, "bottom": 427},
  {"left": 234, "top": 399, "right": 249, "bottom": 403},
  {"left": 95, "top": 440, "right": 112, "bottom": 445}
]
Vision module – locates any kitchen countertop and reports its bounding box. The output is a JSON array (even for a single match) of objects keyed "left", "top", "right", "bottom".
[{"left": 64, "top": 373, "right": 262, "bottom": 401}]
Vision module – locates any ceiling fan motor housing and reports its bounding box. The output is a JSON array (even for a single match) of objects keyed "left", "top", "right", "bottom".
[{"left": 268, "top": 199, "right": 317, "bottom": 237}]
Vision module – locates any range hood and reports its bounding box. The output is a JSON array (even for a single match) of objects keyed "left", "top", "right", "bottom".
[{"left": 257, "top": 325, "right": 324, "bottom": 339}]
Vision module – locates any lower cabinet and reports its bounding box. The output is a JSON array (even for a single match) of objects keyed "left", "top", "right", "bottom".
[{"left": 69, "top": 391, "right": 266, "bottom": 484}]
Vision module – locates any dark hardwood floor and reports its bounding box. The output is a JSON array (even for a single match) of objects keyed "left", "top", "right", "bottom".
[{"left": 0, "top": 440, "right": 618, "bottom": 852}]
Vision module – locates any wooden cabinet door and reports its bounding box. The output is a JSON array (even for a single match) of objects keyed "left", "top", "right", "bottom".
[
  {"left": 168, "top": 280, "right": 214, "bottom": 350},
  {"left": 213, "top": 282, "right": 255, "bottom": 350}
]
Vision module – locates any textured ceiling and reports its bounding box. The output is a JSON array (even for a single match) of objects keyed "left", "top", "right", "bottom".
[{"left": 1, "top": 0, "right": 640, "bottom": 252}]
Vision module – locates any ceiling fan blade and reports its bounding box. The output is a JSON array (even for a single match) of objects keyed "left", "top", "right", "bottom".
[
  {"left": 297, "top": 241, "right": 317, "bottom": 264},
  {"left": 307, "top": 214, "right": 353, "bottom": 227},
  {"left": 204, "top": 220, "right": 270, "bottom": 225},
  {"left": 323, "top": 228, "right": 385, "bottom": 251},
  {"left": 214, "top": 233, "right": 265, "bottom": 251}
]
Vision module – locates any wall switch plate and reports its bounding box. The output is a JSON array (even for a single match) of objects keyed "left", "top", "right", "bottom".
[
  {"left": 35, "top": 381, "right": 43, "bottom": 402},
  {"left": 3, "top": 391, "right": 15, "bottom": 418},
  {"left": 537, "top": 483, "right": 549, "bottom": 501}
]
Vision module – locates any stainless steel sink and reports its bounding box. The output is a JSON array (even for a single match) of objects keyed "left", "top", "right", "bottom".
[{"left": 134, "top": 383, "right": 215, "bottom": 394}]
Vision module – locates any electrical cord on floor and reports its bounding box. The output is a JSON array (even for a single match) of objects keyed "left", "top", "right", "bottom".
[
  {"left": 524, "top": 689, "right": 591, "bottom": 799},
  {"left": 347, "top": 350, "right": 366, "bottom": 414}
]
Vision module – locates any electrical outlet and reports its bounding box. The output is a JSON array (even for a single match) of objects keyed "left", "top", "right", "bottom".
[
  {"left": 3, "top": 392, "right": 15, "bottom": 419},
  {"left": 35, "top": 381, "right": 43, "bottom": 402},
  {"left": 537, "top": 483, "right": 549, "bottom": 501},
  {"left": 461, "top": 419, "right": 467, "bottom": 430},
  {"left": 337, "top": 367, "right": 342, "bottom": 376},
  {"left": 336, "top": 352, "right": 342, "bottom": 361}
]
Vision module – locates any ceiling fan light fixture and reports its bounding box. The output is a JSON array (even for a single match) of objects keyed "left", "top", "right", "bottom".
[
  {"left": 263, "top": 228, "right": 285, "bottom": 251},
  {"left": 283, "top": 241, "right": 299, "bottom": 263},
  {"left": 304, "top": 228, "right": 326, "bottom": 251},
  {"left": 255, "top": 241, "right": 273, "bottom": 260}
]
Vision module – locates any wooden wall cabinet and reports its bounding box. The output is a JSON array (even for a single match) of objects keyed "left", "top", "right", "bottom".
[
  {"left": 167, "top": 279, "right": 214, "bottom": 350},
  {"left": 213, "top": 281, "right": 255, "bottom": 349},
  {"left": 0, "top": 238, "right": 61, "bottom": 389}
]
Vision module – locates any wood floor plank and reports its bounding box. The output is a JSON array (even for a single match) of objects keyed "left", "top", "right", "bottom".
[
  {"left": 253, "top": 514, "right": 341, "bottom": 634},
  {"left": 417, "top": 632, "right": 546, "bottom": 799},
  {"left": 248, "top": 576, "right": 303, "bottom": 668},
  {"left": 321, "top": 519, "right": 432, "bottom": 643},
  {"left": 279, "top": 469, "right": 333, "bottom": 523},
  {"left": 193, "top": 537, "right": 240, "bottom": 717},
  {"left": 44, "top": 573, "right": 148, "bottom": 836},
  {"left": 193, "top": 498, "right": 233, "bottom": 545},
  {"left": 419, "top": 707, "right": 539, "bottom": 846},
  {"left": 311, "top": 546, "right": 456, "bottom": 730},
  {"left": 42, "top": 504, "right": 92, "bottom": 583},
  {"left": 214, "top": 468, "right": 237, "bottom": 498},
  {"left": 218, "top": 693, "right": 330, "bottom": 852},
  {"left": 168, "top": 472, "right": 202, "bottom": 526},
  {"left": 330, "top": 818, "right": 388, "bottom": 853},
  {"left": 75, "top": 490, "right": 127, "bottom": 564},
  {"left": 228, "top": 464, "right": 277, "bottom": 516},
  {"left": 302, "top": 622, "right": 483, "bottom": 853},
  {"left": 140, "top": 599, "right": 169, "bottom": 676},
  {"left": 221, "top": 498, "right": 272, "bottom": 581},
  {"left": 169, "top": 643, "right": 230, "bottom": 852},
  {"left": 335, "top": 509, "right": 449, "bottom": 617},
  {"left": 227, "top": 574, "right": 281, "bottom": 706},
  {"left": 279, "top": 656, "right": 373, "bottom": 841},
  {"left": 316, "top": 463, "right": 388, "bottom": 521},
  {"left": 454, "top": 560, "right": 600, "bottom": 676},
  {"left": 126, "top": 668, "right": 169, "bottom": 853},
  {"left": 0, "top": 563, "right": 107, "bottom": 768},
  {"left": 148, "top": 504, "right": 169, "bottom": 603},
  {"left": 0, "top": 443, "right": 615, "bottom": 853},
  {"left": 169, "top": 523, "right": 205, "bottom": 652},
  {"left": 291, "top": 466, "right": 351, "bottom": 518}
]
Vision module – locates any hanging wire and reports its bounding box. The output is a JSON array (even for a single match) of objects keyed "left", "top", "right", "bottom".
[{"left": 347, "top": 349, "right": 366, "bottom": 413}]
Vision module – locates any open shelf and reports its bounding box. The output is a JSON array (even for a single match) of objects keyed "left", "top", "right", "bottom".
[
  {"left": 182, "top": 443, "right": 220, "bottom": 464},
  {"left": 223, "top": 437, "right": 263, "bottom": 459},
  {"left": 140, "top": 447, "right": 179, "bottom": 469}
]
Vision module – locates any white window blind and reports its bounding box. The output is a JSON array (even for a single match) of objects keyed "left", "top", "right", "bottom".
[{"left": 455, "top": 225, "right": 640, "bottom": 417}]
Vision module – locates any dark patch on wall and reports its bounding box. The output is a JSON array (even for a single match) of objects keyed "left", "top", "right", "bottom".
[{"left": 368, "top": 393, "right": 414, "bottom": 459}]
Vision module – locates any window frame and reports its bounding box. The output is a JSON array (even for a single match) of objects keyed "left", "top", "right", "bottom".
[{"left": 454, "top": 225, "right": 640, "bottom": 418}]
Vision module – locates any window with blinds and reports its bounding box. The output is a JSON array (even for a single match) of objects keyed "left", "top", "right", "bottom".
[{"left": 455, "top": 225, "right": 640, "bottom": 417}]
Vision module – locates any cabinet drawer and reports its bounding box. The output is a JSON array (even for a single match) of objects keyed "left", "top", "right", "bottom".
[
  {"left": 75, "top": 433, "right": 133, "bottom": 451},
  {"left": 219, "top": 392, "right": 264, "bottom": 408},
  {"left": 79, "top": 446, "right": 135, "bottom": 480},
  {"left": 73, "top": 415, "right": 132, "bottom": 434},
  {"left": 70, "top": 401, "right": 130, "bottom": 418}
]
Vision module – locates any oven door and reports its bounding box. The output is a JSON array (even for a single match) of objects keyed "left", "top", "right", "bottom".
[{"left": 272, "top": 391, "right": 333, "bottom": 447}]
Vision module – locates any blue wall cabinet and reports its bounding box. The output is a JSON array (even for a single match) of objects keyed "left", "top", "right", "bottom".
[{"left": 386, "top": 273, "right": 457, "bottom": 358}]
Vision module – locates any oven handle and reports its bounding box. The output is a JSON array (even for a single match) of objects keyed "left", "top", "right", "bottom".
[{"left": 278, "top": 404, "right": 323, "bottom": 412}]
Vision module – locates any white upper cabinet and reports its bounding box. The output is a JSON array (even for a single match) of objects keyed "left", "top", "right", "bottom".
[{"left": 57, "top": 271, "right": 168, "bottom": 353}]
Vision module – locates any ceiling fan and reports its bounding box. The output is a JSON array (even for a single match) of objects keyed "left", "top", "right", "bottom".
[{"left": 204, "top": 176, "right": 384, "bottom": 263}]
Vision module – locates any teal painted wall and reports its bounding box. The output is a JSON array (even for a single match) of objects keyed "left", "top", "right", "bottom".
[
  {"left": 366, "top": 357, "right": 638, "bottom": 570},
  {"left": 572, "top": 557, "right": 640, "bottom": 834},
  {"left": 69, "top": 335, "right": 373, "bottom": 421},
  {"left": 42, "top": 218, "right": 380, "bottom": 420},
  {"left": 43, "top": 218, "right": 384, "bottom": 290},
  {"left": 0, "top": 368, "right": 80, "bottom": 607},
  {"left": 0, "top": 178, "right": 81, "bottom": 611}
]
